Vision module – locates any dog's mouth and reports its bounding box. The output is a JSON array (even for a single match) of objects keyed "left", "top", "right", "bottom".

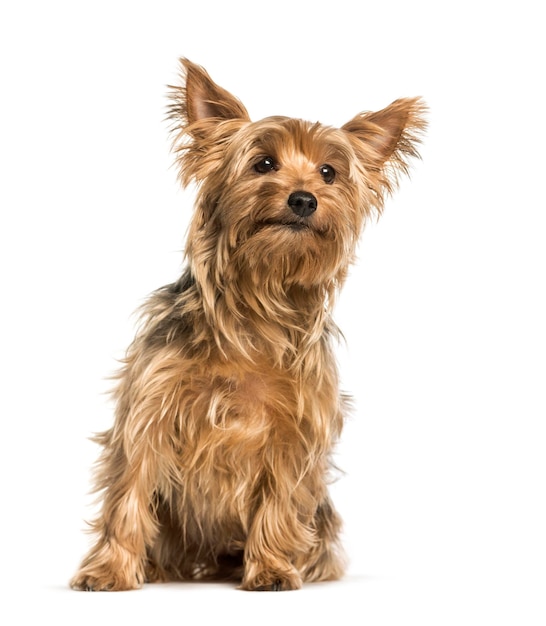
[{"left": 254, "top": 219, "right": 315, "bottom": 233}]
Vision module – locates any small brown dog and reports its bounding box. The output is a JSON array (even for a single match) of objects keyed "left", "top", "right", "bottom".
[{"left": 71, "top": 59, "right": 425, "bottom": 592}]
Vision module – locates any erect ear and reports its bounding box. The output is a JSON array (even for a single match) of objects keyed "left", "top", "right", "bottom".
[
  {"left": 342, "top": 97, "right": 427, "bottom": 183},
  {"left": 169, "top": 58, "right": 250, "bottom": 129}
]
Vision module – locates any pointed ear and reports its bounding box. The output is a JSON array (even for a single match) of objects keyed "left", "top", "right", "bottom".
[
  {"left": 169, "top": 58, "right": 250, "bottom": 130},
  {"left": 342, "top": 97, "right": 426, "bottom": 188},
  {"left": 168, "top": 60, "right": 251, "bottom": 187}
]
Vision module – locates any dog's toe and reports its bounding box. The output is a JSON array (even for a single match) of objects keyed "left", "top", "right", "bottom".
[
  {"left": 241, "top": 567, "right": 302, "bottom": 592},
  {"left": 254, "top": 578, "right": 283, "bottom": 591}
]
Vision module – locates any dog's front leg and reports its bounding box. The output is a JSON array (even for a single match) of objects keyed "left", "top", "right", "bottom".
[
  {"left": 70, "top": 410, "right": 162, "bottom": 591},
  {"left": 70, "top": 434, "right": 159, "bottom": 591},
  {"left": 242, "top": 497, "right": 303, "bottom": 591},
  {"left": 241, "top": 483, "right": 312, "bottom": 591}
]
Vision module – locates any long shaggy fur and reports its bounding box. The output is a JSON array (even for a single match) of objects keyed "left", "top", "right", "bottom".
[{"left": 71, "top": 59, "right": 426, "bottom": 592}]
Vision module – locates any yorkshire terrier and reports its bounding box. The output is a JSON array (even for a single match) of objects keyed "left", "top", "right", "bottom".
[{"left": 71, "top": 59, "right": 425, "bottom": 592}]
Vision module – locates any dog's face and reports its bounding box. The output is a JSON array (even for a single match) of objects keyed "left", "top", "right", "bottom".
[
  {"left": 169, "top": 60, "right": 425, "bottom": 289},
  {"left": 204, "top": 116, "right": 369, "bottom": 288}
]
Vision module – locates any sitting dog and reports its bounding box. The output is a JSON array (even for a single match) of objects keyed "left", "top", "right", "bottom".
[{"left": 71, "top": 59, "right": 425, "bottom": 591}]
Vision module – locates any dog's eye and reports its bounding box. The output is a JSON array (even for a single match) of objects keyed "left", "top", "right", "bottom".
[
  {"left": 319, "top": 164, "right": 336, "bottom": 184},
  {"left": 254, "top": 156, "right": 278, "bottom": 174}
]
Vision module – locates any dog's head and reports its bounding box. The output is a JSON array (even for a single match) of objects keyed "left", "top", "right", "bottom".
[{"left": 169, "top": 59, "right": 425, "bottom": 290}]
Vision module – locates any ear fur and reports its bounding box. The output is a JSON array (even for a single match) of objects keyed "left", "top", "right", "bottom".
[
  {"left": 342, "top": 97, "right": 427, "bottom": 198},
  {"left": 168, "top": 58, "right": 250, "bottom": 131},
  {"left": 168, "top": 59, "right": 251, "bottom": 186}
]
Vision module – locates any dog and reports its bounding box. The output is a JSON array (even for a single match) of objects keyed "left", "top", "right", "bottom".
[{"left": 70, "top": 59, "right": 425, "bottom": 591}]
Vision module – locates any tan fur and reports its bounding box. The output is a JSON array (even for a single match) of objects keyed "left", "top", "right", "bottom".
[{"left": 70, "top": 59, "right": 426, "bottom": 592}]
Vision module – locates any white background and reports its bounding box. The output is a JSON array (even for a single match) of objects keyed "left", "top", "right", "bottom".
[{"left": 1, "top": 1, "right": 544, "bottom": 624}]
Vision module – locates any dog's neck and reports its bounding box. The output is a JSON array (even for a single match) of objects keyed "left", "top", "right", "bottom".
[{"left": 186, "top": 260, "right": 340, "bottom": 371}]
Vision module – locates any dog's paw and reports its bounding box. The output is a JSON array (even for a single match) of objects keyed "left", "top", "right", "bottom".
[
  {"left": 70, "top": 569, "right": 142, "bottom": 592},
  {"left": 254, "top": 579, "right": 286, "bottom": 592},
  {"left": 241, "top": 566, "right": 302, "bottom": 591}
]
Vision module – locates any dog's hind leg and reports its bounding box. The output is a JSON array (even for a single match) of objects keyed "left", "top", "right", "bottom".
[{"left": 299, "top": 496, "right": 346, "bottom": 583}]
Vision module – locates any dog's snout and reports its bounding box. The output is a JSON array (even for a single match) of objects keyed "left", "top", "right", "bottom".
[{"left": 288, "top": 191, "right": 317, "bottom": 218}]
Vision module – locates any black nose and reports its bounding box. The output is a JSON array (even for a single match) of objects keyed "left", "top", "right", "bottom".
[{"left": 288, "top": 191, "right": 317, "bottom": 218}]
